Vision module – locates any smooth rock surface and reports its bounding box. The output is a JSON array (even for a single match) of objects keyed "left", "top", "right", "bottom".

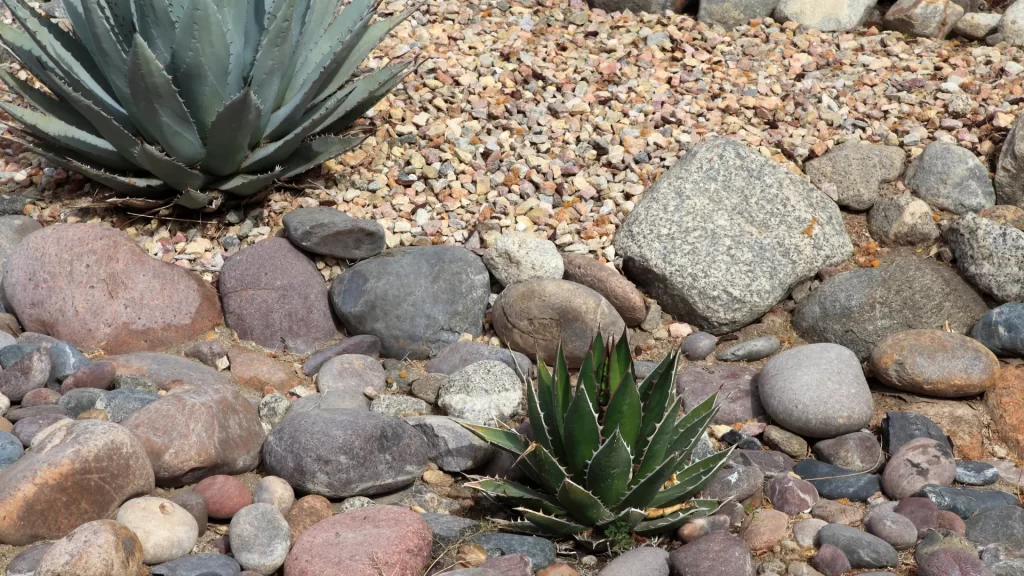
[
  {"left": 996, "top": 107, "right": 1024, "bottom": 203},
  {"left": 698, "top": 0, "right": 779, "bottom": 28},
  {"left": 773, "top": 0, "right": 877, "bottom": 31},
  {"left": 614, "top": 138, "right": 851, "bottom": 335},
  {"left": 316, "top": 354, "right": 386, "bottom": 410},
  {"left": 263, "top": 409, "right": 428, "bottom": 498},
  {"left": 883, "top": 437, "right": 956, "bottom": 500},
  {"left": 599, "top": 547, "right": 669, "bottom": 576},
  {"left": 230, "top": 503, "right": 291, "bottom": 575},
  {"left": 973, "top": 303, "right": 1024, "bottom": 357},
  {"left": 492, "top": 279, "right": 625, "bottom": 368},
  {"left": 916, "top": 484, "right": 1019, "bottom": 518},
  {"left": 866, "top": 511, "right": 919, "bottom": 550},
  {"left": 677, "top": 364, "right": 762, "bottom": 425},
  {"left": 2, "top": 224, "right": 221, "bottom": 354},
  {"left": 716, "top": 336, "right": 779, "bottom": 362},
  {"left": 283, "top": 207, "right": 385, "bottom": 260},
  {"left": 406, "top": 416, "right": 494, "bottom": 472},
  {"left": 195, "top": 475, "right": 253, "bottom": 520},
  {"left": 965, "top": 506, "right": 1024, "bottom": 548},
  {"left": 767, "top": 474, "right": 819, "bottom": 515},
  {"left": 562, "top": 253, "right": 647, "bottom": 327},
  {"left": 330, "top": 246, "right": 490, "bottom": 360},
  {"left": 794, "top": 459, "right": 882, "bottom": 501},
  {"left": 813, "top": 431, "right": 883, "bottom": 473},
  {"left": 0, "top": 347, "right": 48, "bottom": 402},
  {"left": 805, "top": 141, "right": 905, "bottom": 210},
  {"left": 956, "top": 461, "right": 1000, "bottom": 486},
  {"left": 301, "top": 335, "right": 382, "bottom": 376},
  {"left": 150, "top": 553, "right": 241, "bottom": 576},
  {"left": 954, "top": 11, "right": 1001, "bottom": 39},
  {"left": 757, "top": 344, "right": 873, "bottom": 438},
  {"left": 906, "top": 142, "right": 995, "bottom": 213},
  {"left": 116, "top": 497, "right": 198, "bottom": 565},
  {"left": 425, "top": 342, "right": 533, "bottom": 382},
  {"left": 817, "top": 524, "right": 899, "bottom": 569},
  {"left": 286, "top": 495, "right": 333, "bottom": 543},
  {"left": 33, "top": 520, "right": 144, "bottom": 576},
  {"left": 253, "top": 476, "right": 296, "bottom": 515},
  {"left": 473, "top": 533, "right": 557, "bottom": 570},
  {"left": 871, "top": 329, "right": 998, "bottom": 397},
  {"left": 793, "top": 258, "right": 988, "bottom": 359}
]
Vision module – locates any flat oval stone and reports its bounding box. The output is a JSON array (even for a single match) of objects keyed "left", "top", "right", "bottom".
[
  {"left": 918, "top": 548, "right": 994, "bottom": 576},
  {"left": 817, "top": 524, "right": 899, "bottom": 569},
  {"left": 599, "top": 547, "right": 669, "bottom": 576},
  {"left": 682, "top": 332, "right": 717, "bottom": 360},
  {"left": 703, "top": 465, "right": 764, "bottom": 501},
  {"left": 301, "top": 336, "right": 382, "bottom": 376},
  {"left": 230, "top": 503, "right": 290, "bottom": 575},
  {"left": 668, "top": 532, "right": 756, "bottom": 576},
  {"left": 813, "top": 431, "right": 884, "bottom": 473},
  {"left": 915, "top": 485, "right": 1018, "bottom": 519},
  {"left": 893, "top": 497, "right": 938, "bottom": 538},
  {"left": 677, "top": 365, "right": 763, "bottom": 426},
  {"left": 33, "top": 519, "right": 145, "bottom": 576},
  {"left": 562, "top": 253, "right": 647, "bottom": 327},
  {"left": 116, "top": 497, "right": 198, "bottom": 565},
  {"left": 424, "top": 341, "right": 532, "bottom": 383},
  {"left": 6, "top": 542, "right": 53, "bottom": 576},
  {"left": 794, "top": 459, "right": 882, "bottom": 501},
  {"left": 151, "top": 553, "right": 241, "bottom": 576},
  {"left": 865, "top": 511, "right": 918, "bottom": 550},
  {"left": 965, "top": 506, "right": 1024, "bottom": 548},
  {"left": 757, "top": 344, "right": 874, "bottom": 439},
  {"left": 870, "top": 330, "right": 999, "bottom": 397},
  {"left": 882, "top": 437, "right": 956, "bottom": 500},
  {"left": 282, "top": 207, "right": 385, "bottom": 261},
  {"left": 766, "top": 474, "right": 818, "bottom": 515},
  {"left": 716, "top": 336, "right": 780, "bottom": 362},
  {"left": 956, "top": 461, "right": 1000, "bottom": 486},
  {"left": 473, "top": 533, "right": 557, "bottom": 570}
]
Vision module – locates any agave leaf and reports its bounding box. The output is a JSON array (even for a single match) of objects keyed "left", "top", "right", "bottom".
[
  {"left": 633, "top": 500, "right": 718, "bottom": 536},
  {"left": 597, "top": 508, "right": 646, "bottom": 531},
  {"left": 102, "top": 0, "right": 134, "bottom": 45},
  {"left": 517, "top": 508, "right": 589, "bottom": 537},
  {"left": 316, "top": 59, "right": 412, "bottom": 135},
  {"left": 275, "top": 0, "right": 311, "bottom": 108},
  {"left": 467, "top": 478, "right": 564, "bottom": 516},
  {"left": 39, "top": 75, "right": 143, "bottom": 166},
  {"left": 523, "top": 444, "right": 568, "bottom": 495},
  {"left": 0, "top": 69, "right": 93, "bottom": 133},
  {"left": 635, "top": 351, "right": 679, "bottom": 462},
  {"left": 5, "top": 0, "right": 125, "bottom": 121},
  {"left": 606, "top": 331, "right": 632, "bottom": 398},
  {"left": 651, "top": 449, "right": 733, "bottom": 508},
  {"left": 80, "top": 0, "right": 131, "bottom": 105},
  {"left": 637, "top": 350, "right": 671, "bottom": 402},
  {"left": 459, "top": 422, "right": 529, "bottom": 455},
  {"left": 168, "top": 0, "right": 190, "bottom": 21},
  {"left": 0, "top": 102, "right": 134, "bottom": 171},
  {"left": 131, "top": 0, "right": 177, "bottom": 65},
  {"left": 525, "top": 371, "right": 554, "bottom": 454},
  {"left": 532, "top": 362, "right": 565, "bottom": 462},
  {"left": 250, "top": 0, "right": 296, "bottom": 135},
  {"left": 127, "top": 34, "right": 205, "bottom": 166},
  {"left": 241, "top": 0, "right": 266, "bottom": 76},
  {"left": 0, "top": 22, "right": 64, "bottom": 85},
  {"left": 210, "top": 0, "right": 248, "bottom": 95},
  {"left": 278, "top": 134, "right": 364, "bottom": 179},
  {"left": 135, "top": 144, "right": 210, "bottom": 191},
  {"left": 263, "top": 9, "right": 373, "bottom": 141},
  {"left": 603, "top": 372, "right": 642, "bottom": 454},
  {"left": 578, "top": 352, "right": 599, "bottom": 417},
  {"left": 554, "top": 345, "right": 571, "bottom": 416},
  {"left": 557, "top": 479, "right": 614, "bottom": 526},
  {"left": 281, "top": 0, "right": 344, "bottom": 102},
  {"left": 562, "top": 386, "right": 600, "bottom": 481},
  {"left": 60, "top": 0, "right": 100, "bottom": 57},
  {"left": 311, "top": 5, "right": 417, "bottom": 105},
  {"left": 201, "top": 88, "right": 262, "bottom": 176},
  {"left": 171, "top": 0, "right": 230, "bottom": 139},
  {"left": 615, "top": 453, "right": 682, "bottom": 512},
  {"left": 634, "top": 396, "right": 683, "bottom": 481},
  {"left": 667, "top": 393, "right": 720, "bottom": 460},
  {"left": 585, "top": 429, "right": 632, "bottom": 506},
  {"left": 174, "top": 187, "right": 219, "bottom": 209},
  {"left": 16, "top": 138, "right": 166, "bottom": 194},
  {"left": 211, "top": 168, "right": 283, "bottom": 196},
  {"left": 496, "top": 519, "right": 567, "bottom": 537},
  {"left": 591, "top": 332, "right": 607, "bottom": 403}
]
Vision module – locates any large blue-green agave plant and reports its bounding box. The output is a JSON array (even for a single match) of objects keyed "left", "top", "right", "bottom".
[
  {"left": 0, "top": 0, "right": 415, "bottom": 208},
  {"left": 464, "top": 333, "right": 733, "bottom": 542}
]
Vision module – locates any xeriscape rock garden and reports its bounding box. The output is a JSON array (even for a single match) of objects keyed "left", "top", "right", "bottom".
[{"left": 3, "top": 0, "right": 1024, "bottom": 574}]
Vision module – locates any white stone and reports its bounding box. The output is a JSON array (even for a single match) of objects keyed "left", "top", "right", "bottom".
[
  {"left": 116, "top": 497, "right": 198, "bottom": 565},
  {"left": 437, "top": 361, "right": 522, "bottom": 424},
  {"left": 482, "top": 232, "right": 564, "bottom": 287}
]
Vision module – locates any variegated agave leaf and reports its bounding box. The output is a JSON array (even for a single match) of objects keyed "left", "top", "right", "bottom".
[
  {"left": 0, "top": 0, "right": 415, "bottom": 207},
  {"left": 462, "top": 332, "right": 732, "bottom": 539}
]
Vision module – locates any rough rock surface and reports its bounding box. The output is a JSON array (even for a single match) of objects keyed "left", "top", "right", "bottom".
[
  {"left": 2, "top": 224, "right": 221, "bottom": 354},
  {"left": 482, "top": 231, "right": 564, "bottom": 286},
  {"left": 946, "top": 212, "right": 1024, "bottom": 302},
  {"left": 867, "top": 195, "right": 940, "bottom": 245},
  {"left": 33, "top": 520, "right": 145, "bottom": 576},
  {"left": 773, "top": 0, "right": 878, "bottom": 31},
  {"left": 805, "top": 141, "right": 905, "bottom": 211},
  {"left": 883, "top": 0, "right": 965, "bottom": 38},
  {"left": 996, "top": 112, "right": 1024, "bottom": 205},
  {"left": 614, "top": 138, "right": 852, "bottom": 335}
]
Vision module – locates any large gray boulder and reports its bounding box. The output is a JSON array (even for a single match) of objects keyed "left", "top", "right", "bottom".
[
  {"left": 262, "top": 409, "right": 428, "bottom": 498},
  {"left": 614, "top": 138, "right": 852, "bottom": 335},
  {"left": 946, "top": 213, "right": 1024, "bottom": 302},
  {"left": 330, "top": 247, "right": 490, "bottom": 359},
  {"left": 793, "top": 258, "right": 988, "bottom": 360},
  {"left": 774, "top": 0, "right": 877, "bottom": 31},
  {"left": 995, "top": 113, "right": 1024, "bottom": 207},
  {"left": 1000, "top": 0, "right": 1024, "bottom": 46}
]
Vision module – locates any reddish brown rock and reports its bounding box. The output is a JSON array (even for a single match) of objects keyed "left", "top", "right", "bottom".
[
  {"left": 228, "top": 346, "right": 301, "bottom": 394},
  {"left": 33, "top": 520, "right": 145, "bottom": 576},
  {"left": 59, "top": 362, "right": 116, "bottom": 393},
  {"left": 284, "top": 505, "right": 432, "bottom": 576},
  {"left": 0, "top": 348, "right": 49, "bottom": 402},
  {"left": 985, "top": 365, "right": 1024, "bottom": 458},
  {"left": 13, "top": 412, "right": 70, "bottom": 446},
  {"left": 0, "top": 417, "right": 11, "bottom": 432},
  {"left": 21, "top": 387, "right": 61, "bottom": 407},
  {"left": 0, "top": 420, "right": 154, "bottom": 545},
  {"left": 936, "top": 510, "right": 967, "bottom": 536},
  {"left": 220, "top": 237, "right": 338, "bottom": 355},
  {"left": 122, "top": 381, "right": 263, "bottom": 487},
  {"left": 104, "top": 353, "right": 230, "bottom": 391},
  {"left": 2, "top": 224, "right": 222, "bottom": 354},
  {"left": 286, "top": 495, "right": 334, "bottom": 542},
  {"left": 562, "top": 254, "right": 647, "bottom": 327},
  {"left": 194, "top": 475, "right": 252, "bottom": 520},
  {"left": 870, "top": 330, "right": 999, "bottom": 398}
]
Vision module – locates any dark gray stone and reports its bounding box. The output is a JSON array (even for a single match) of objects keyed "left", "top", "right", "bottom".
[
  {"left": 965, "top": 506, "right": 1024, "bottom": 548},
  {"left": 472, "top": 533, "right": 556, "bottom": 570},
  {"left": 793, "top": 459, "right": 882, "bottom": 501},
  {"left": 817, "top": 524, "right": 899, "bottom": 569},
  {"left": 805, "top": 141, "right": 906, "bottom": 211},
  {"left": 906, "top": 142, "right": 995, "bottom": 214},
  {"left": 151, "top": 553, "right": 241, "bottom": 576},
  {"left": 757, "top": 344, "right": 873, "bottom": 438},
  {"left": 5, "top": 542, "right": 52, "bottom": 576},
  {"left": 405, "top": 416, "right": 494, "bottom": 472},
  {"left": 996, "top": 112, "right": 1024, "bottom": 207},
  {"left": 330, "top": 246, "right": 490, "bottom": 360},
  {"left": 973, "top": 303, "right": 1024, "bottom": 357},
  {"left": 729, "top": 449, "right": 795, "bottom": 478},
  {"left": 0, "top": 343, "right": 34, "bottom": 369},
  {"left": 57, "top": 387, "right": 106, "bottom": 418},
  {"left": 425, "top": 341, "right": 533, "bottom": 383},
  {"left": 682, "top": 332, "right": 717, "bottom": 360},
  {"left": 0, "top": 429, "right": 23, "bottom": 470},
  {"left": 793, "top": 258, "right": 989, "bottom": 360},
  {"left": 301, "top": 335, "right": 382, "bottom": 376},
  {"left": 947, "top": 213, "right": 1024, "bottom": 302},
  {"left": 614, "top": 137, "right": 851, "bottom": 335},
  {"left": 703, "top": 464, "right": 764, "bottom": 501},
  {"left": 283, "top": 207, "right": 385, "bottom": 260},
  {"left": 94, "top": 388, "right": 160, "bottom": 423},
  {"left": 677, "top": 364, "right": 762, "bottom": 425},
  {"left": 715, "top": 336, "right": 779, "bottom": 362},
  {"left": 262, "top": 409, "right": 428, "bottom": 498},
  {"left": 421, "top": 512, "right": 481, "bottom": 556},
  {"left": 882, "top": 411, "right": 952, "bottom": 456},
  {"left": 813, "top": 431, "right": 884, "bottom": 473},
  {"left": 915, "top": 484, "right": 1019, "bottom": 519},
  {"left": 956, "top": 461, "right": 1000, "bottom": 486},
  {"left": 48, "top": 341, "right": 90, "bottom": 381}
]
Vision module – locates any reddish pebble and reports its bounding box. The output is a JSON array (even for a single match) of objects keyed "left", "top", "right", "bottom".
[
  {"left": 0, "top": 418, "right": 11, "bottom": 433},
  {"left": 286, "top": 495, "right": 333, "bottom": 543},
  {"left": 193, "top": 475, "right": 252, "bottom": 520},
  {"left": 60, "top": 362, "right": 116, "bottom": 393},
  {"left": 538, "top": 564, "right": 579, "bottom": 576},
  {"left": 21, "top": 388, "right": 61, "bottom": 407},
  {"left": 936, "top": 509, "right": 967, "bottom": 536}
]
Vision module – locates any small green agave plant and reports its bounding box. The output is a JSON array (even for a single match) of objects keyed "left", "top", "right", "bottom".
[
  {"left": 0, "top": 0, "right": 415, "bottom": 209},
  {"left": 463, "top": 333, "right": 733, "bottom": 544}
]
